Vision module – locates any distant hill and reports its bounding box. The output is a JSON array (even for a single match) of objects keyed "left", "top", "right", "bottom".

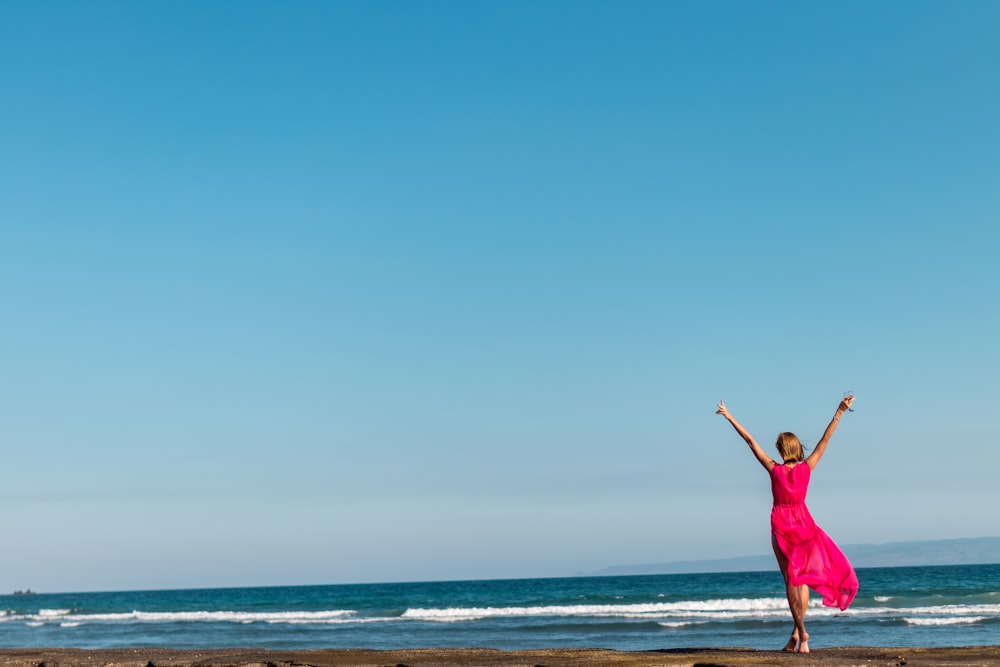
[{"left": 586, "top": 536, "right": 1000, "bottom": 576}]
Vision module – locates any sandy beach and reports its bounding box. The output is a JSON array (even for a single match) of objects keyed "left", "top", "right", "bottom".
[{"left": 2, "top": 647, "right": 1000, "bottom": 667}]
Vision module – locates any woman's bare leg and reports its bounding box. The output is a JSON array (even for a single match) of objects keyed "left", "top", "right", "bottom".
[
  {"left": 772, "top": 537, "right": 802, "bottom": 651},
  {"left": 795, "top": 584, "right": 810, "bottom": 653}
]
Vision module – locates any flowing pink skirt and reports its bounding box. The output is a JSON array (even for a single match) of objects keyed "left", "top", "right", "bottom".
[{"left": 771, "top": 503, "right": 859, "bottom": 610}]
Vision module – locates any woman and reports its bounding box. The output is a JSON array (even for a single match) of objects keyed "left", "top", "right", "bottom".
[{"left": 716, "top": 396, "right": 859, "bottom": 653}]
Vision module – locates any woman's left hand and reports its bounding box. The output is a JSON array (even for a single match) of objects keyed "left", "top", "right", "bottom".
[
  {"left": 716, "top": 400, "right": 730, "bottom": 417},
  {"left": 840, "top": 394, "right": 855, "bottom": 412}
]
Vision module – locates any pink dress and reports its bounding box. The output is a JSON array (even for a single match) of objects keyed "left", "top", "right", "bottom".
[{"left": 770, "top": 463, "right": 859, "bottom": 611}]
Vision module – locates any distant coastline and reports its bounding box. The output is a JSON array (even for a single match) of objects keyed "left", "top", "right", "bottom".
[{"left": 586, "top": 536, "right": 1000, "bottom": 576}]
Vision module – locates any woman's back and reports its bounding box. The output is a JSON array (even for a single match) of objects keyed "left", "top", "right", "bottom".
[{"left": 770, "top": 463, "right": 810, "bottom": 506}]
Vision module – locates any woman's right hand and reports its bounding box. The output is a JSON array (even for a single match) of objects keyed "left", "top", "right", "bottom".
[
  {"left": 839, "top": 394, "right": 855, "bottom": 413},
  {"left": 716, "top": 400, "right": 730, "bottom": 418}
]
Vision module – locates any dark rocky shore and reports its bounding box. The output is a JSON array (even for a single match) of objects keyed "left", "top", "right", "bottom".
[{"left": 2, "top": 647, "right": 999, "bottom": 667}]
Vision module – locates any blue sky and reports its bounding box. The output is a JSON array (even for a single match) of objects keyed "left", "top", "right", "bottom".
[{"left": 1, "top": 0, "right": 998, "bottom": 593}]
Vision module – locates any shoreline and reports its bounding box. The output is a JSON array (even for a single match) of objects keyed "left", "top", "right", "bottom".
[{"left": 2, "top": 647, "right": 1000, "bottom": 667}]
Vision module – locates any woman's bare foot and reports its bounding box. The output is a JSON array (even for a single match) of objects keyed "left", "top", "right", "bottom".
[
  {"left": 782, "top": 633, "right": 798, "bottom": 652},
  {"left": 796, "top": 632, "right": 810, "bottom": 654}
]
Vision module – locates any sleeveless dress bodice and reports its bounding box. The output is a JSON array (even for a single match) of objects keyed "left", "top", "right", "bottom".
[{"left": 771, "top": 462, "right": 810, "bottom": 505}]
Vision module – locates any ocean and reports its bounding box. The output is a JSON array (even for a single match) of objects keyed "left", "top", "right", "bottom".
[{"left": 1, "top": 564, "right": 998, "bottom": 650}]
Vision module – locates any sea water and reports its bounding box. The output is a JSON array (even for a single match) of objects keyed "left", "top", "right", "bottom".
[{"left": 1, "top": 564, "right": 998, "bottom": 650}]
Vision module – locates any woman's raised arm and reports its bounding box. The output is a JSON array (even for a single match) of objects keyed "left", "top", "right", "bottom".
[
  {"left": 716, "top": 400, "right": 775, "bottom": 471},
  {"left": 804, "top": 395, "right": 855, "bottom": 469}
]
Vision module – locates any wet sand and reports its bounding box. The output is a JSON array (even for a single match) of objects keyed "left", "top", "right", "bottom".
[{"left": 2, "top": 647, "right": 1000, "bottom": 667}]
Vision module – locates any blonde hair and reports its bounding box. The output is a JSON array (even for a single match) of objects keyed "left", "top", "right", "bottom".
[{"left": 775, "top": 432, "right": 804, "bottom": 463}]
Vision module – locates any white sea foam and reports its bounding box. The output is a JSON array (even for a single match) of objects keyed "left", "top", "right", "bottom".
[
  {"left": 657, "top": 621, "right": 706, "bottom": 628},
  {"left": 905, "top": 616, "right": 988, "bottom": 626},
  {"left": 874, "top": 596, "right": 892, "bottom": 602},
  {"left": 399, "top": 598, "right": 1000, "bottom": 625},
  {"left": 114, "top": 610, "right": 356, "bottom": 624},
  {"left": 401, "top": 598, "right": 836, "bottom": 622},
  {"left": 840, "top": 602, "right": 1000, "bottom": 627},
  {"left": 887, "top": 603, "right": 1000, "bottom": 617},
  {"left": 6, "top": 599, "right": 999, "bottom": 629},
  {"left": 38, "top": 609, "right": 72, "bottom": 617},
  {"left": 5, "top": 609, "right": 358, "bottom": 625},
  {"left": 278, "top": 616, "right": 395, "bottom": 625}
]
